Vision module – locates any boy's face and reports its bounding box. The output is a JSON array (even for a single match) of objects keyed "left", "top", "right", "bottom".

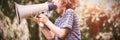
[{"left": 56, "top": 0, "right": 64, "bottom": 14}]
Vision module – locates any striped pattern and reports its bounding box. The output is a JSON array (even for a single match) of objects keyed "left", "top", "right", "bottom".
[{"left": 54, "top": 9, "right": 81, "bottom": 40}]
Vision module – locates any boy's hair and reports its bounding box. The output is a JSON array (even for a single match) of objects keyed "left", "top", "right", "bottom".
[{"left": 61, "top": 0, "right": 79, "bottom": 10}]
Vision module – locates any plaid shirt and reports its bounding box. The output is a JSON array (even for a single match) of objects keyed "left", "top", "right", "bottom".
[{"left": 54, "top": 9, "right": 81, "bottom": 40}]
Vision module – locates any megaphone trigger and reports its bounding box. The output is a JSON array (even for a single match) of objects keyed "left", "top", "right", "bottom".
[{"left": 41, "top": 12, "right": 44, "bottom": 14}]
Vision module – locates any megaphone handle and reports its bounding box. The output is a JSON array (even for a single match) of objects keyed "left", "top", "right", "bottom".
[{"left": 39, "top": 22, "right": 44, "bottom": 27}]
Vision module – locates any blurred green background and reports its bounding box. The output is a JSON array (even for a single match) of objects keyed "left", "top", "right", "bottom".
[{"left": 0, "top": 0, "right": 120, "bottom": 40}]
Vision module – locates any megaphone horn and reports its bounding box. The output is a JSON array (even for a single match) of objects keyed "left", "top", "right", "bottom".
[{"left": 15, "top": 2, "right": 55, "bottom": 24}]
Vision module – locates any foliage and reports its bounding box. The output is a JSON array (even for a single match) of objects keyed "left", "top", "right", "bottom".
[
  {"left": 76, "top": 0, "right": 120, "bottom": 40},
  {"left": 0, "top": 0, "right": 120, "bottom": 40}
]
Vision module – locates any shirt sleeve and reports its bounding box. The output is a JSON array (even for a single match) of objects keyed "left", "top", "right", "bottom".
[{"left": 60, "top": 9, "right": 74, "bottom": 30}]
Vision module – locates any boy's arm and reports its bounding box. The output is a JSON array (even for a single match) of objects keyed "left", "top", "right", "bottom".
[
  {"left": 45, "top": 20, "right": 70, "bottom": 39},
  {"left": 39, "top": 26, "right": 54, "bottom": 40}
]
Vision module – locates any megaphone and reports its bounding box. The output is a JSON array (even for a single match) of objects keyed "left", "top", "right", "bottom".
[{"left": 15, "top": 2, "right": 55, "bottom": 24}]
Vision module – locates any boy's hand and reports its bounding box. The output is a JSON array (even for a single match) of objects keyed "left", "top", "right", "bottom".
[
  {"left": 39, "top": 14, "right": 49, "bottom": 24},
  {"left": 30, "top": 14, "right": 44, "bottom": 27}
]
